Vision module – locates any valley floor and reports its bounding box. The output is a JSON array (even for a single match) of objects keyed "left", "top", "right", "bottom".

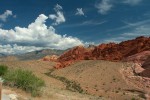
[{"left": 0, "top": 60, "right": 148, "bottom": 100}]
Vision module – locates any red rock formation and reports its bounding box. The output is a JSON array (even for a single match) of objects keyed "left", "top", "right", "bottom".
[
  {"left": 124, "top": 51, "right": 150, "bottom": 63},
  {"left": 42, "top": 55, "right": 59, "bottom": 62},
  {"left": 92, "top": 43, "right": 121, "bottom": 60},
  {"left": 142, "top": 56, "right": 150, "bottom": 69},
  {"left": 58, "top": 46, "right": 92, "bottom": 62},
  {"left": 139, "top": 69, "right": 150, "bottom": 78},
  {"left": 92, "top": 36, "right": 150, "bottom": 61},
  {"left": 139, "top": 56, "right": 150, "bottom": 78},
  {"left": 55, "top": 45, "right": 92, "bottom": 68},
  {"left": 55, "top": 36, "right": 150, "bottom": 68},
  {"left": 124, "top": 51, "right": 150, "bottom": 78}
]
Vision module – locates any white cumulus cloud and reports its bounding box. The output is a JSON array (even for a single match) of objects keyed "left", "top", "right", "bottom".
[
  {"left": 75, "top": 8, "right": 85, "bottom": 16},
  {"left": 95, "top": 0, "right": 113, "bottom": 15},
  {"left": 0, "top": 14, "right": 83, "bottom": 54},
  {"left": 0, "top": 10, "right": 13, "bottom": 22},
  {"left": 0, "top": 44, "right": 44, "bottom": 54},
  {"left": 123, "top": 0, "right": 142, "bottom": 5},
  {"left": 49, "top": 4, "right": 66, "bottom": 25}
]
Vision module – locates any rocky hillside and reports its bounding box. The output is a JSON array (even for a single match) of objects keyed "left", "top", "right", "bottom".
[
  {"left": 92, "top": 36, "right": 150, "bottom": 60},
  {"left": 124, "top": 51, "right": 150, "bottom": 63},
  {"left": 55, "top": 36, "right": 150, "bottom": 68},
  {"left": 142, "top": 56, "right": 150, "bottom": 69}
]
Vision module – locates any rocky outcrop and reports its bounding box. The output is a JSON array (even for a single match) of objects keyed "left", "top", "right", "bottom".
[
  {"left": 124, "top": 52, "right": 150, "bottom": 78},
  {"left": 58, "top": 45, "right": 91, "bottom": 62},
  {"left": 92, "top": 43, "right": 121, "bottom": 60},
  {"left": 139, "top": 69, "right": 150, "bottom": 78},
  {"left": 92, "top": 36, "right": 150, "bottom": 61},
  {"left": 55, "top": 36, "right": 150, "bottom": 68},
  {"left": 142, "top": 56, "right": 150, "bottom": 69},
  {"left": 54, "top": 45, "right": 92, "bottom": 68},
  {"left": 139, "top": 56, "right": 150, "bottom": 78},
  {"left": 42, "top": 55, "right": 59, "bottom": 62},
  {"left": 124, "top": 51, "right": 150, "bottom": 63}
]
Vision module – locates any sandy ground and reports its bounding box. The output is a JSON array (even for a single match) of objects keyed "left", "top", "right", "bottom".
[
  {"left": 2, "top": 88, "right": 27, "bottom": 100},
  {"left": 0, "top": 60, "right": 149, "bottom": 100},
  {"left": 52, "top": 60, "right": 147, "bottom": 100}
]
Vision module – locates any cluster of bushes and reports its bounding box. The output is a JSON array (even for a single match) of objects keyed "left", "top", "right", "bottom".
[
  {"left": 0, "top": 65, "right": 45, "bottom": 96},
  {"left": 46, "top": 69, "right": 84, "bottom": 93}
]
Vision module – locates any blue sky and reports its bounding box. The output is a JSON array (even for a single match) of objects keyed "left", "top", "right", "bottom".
[{"left": 0, "top": 0, "right": 150, "bottom": 54}]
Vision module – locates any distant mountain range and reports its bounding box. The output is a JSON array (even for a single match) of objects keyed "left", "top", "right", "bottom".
[
  {"left": 0, "top": 49, "right": 66, "bottom": 61},
  {"left": 0, "top": 53, "right": 6, "bottom": 57},
  {"left": 16, "top": 49, "right": 66, "bottom": 60}
]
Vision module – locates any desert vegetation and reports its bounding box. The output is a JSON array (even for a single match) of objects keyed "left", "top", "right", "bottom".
[
  {"left": 0, "top": 65, "right": 8, "bottom": 76},
  {"left": 0, "top": 61, "right": 102, "bottom": 100},
  {"left": 0, "top": 65, "right": 45, "bottom": 97},
  {"left": 46, "top": 69, "right": 85, "bottom": 93}
]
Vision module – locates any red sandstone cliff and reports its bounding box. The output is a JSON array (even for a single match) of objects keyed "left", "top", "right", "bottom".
[{"left": 53, "top": 36, "right": 150, "bottom": 69}]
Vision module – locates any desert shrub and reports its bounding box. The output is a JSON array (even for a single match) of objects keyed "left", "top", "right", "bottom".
[
  {"left": 139, "top": 93, "right": 146, "bottom": 99},
  {"left": 3, "top": 69, "right": 45, "bottom": 96},
  {"left": 0, "top": 65, "right": 8, "bottom": 76},
  {"left": 45, "top": 69, "right": 84, "bottom": 93}
]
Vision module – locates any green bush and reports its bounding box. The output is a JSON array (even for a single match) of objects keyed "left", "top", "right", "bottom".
[
  {"left": 0, "top": 65, "right": 8, "bottom": 76},
  {"left": 3, "top": 69, "right": 45, "bottom": 96}
]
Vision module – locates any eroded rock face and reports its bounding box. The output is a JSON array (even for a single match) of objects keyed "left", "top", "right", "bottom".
[
  {"left": 55, "top": 36, "right": 150, "bottom": 68},
  {"left": 92, "top": 43, "right": 121, "bottom": 60},
  {"left": 58, "top": 45, "right": 91, "bottom": 61},
  {"left": 142, "top": 56, "right": 150, "bottom": 69},
  {"left": 124, "top": 51, "right": 150, "bottom": 63},
  {"left": 55, "top": 45, "right": 92, "bottom": 68},
  {"left": 139, "top": 69, "right": 150, "bottom": 78},
  {"left": 125, "top": 52, "right": 150, "bottom": 78},
  {"left": 138, "top": 56, "right": 150, "bottom": 78}
]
